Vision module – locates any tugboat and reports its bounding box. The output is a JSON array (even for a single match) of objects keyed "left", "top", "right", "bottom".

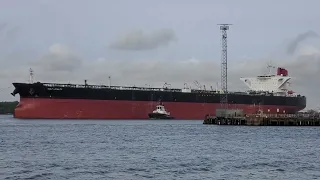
[{"left": 148, "top": 103, "right": 174, "bottom": 119}]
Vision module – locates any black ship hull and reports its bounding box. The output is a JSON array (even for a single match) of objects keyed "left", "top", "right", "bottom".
[
  {"left": 10, "top": 82, "right": 307, "bottom": 119},
  {"left": 11, "top": 82, "right": 306, "bottom": 107}
]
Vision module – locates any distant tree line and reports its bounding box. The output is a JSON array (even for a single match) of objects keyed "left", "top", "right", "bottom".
[{"left": 0, "top": 101, "right": 19, "bottom": 114}]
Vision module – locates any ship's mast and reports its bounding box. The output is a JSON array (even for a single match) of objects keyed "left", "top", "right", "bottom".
[
  {"left": 29, "top": 68, "right": 34, "bottom": 84},
  {"left": 218, "top": 24, "right": 232, "bottom": 112},
  {"left": 266, "top": 61, "right": 275, "bottom": 76}
]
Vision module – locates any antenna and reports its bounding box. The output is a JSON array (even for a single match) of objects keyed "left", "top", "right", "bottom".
[
  {"left": 218, "top": 24, "right": 232, "bottom": 112},
  {"left": 266, "top": 60, "right": 275, "bottom": 75},
  {"left": 163, "top": 82, "right": 171, "bottom": 89},
  {"left": 193, "top": 80, "right": 202, "bottom": 90},
  {"left": 29, "top": 68, "right": 34, "bottom": 84},
  {"left": 184, "top": 83, "right": 188, "bottom": 89}
]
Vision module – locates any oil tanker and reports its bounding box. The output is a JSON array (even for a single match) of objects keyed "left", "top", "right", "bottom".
[{"left": 11, "top": 67, "right": 306, "bottom": 119}]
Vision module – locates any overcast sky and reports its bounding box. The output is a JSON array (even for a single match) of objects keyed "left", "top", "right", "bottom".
[{"left": 0, "top": 0, "right": 319, "bottom": 109}]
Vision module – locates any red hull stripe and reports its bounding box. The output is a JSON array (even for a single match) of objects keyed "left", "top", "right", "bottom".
[{"left": 14, "top": 98, "right": 305, "bottom": 120}]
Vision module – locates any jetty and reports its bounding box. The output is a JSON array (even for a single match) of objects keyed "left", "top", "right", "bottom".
[{"left": 203, "top": 110, "right": 320, "bottom": 126}]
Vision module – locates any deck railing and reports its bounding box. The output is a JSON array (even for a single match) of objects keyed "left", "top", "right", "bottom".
[
  {"left": 40, "top": 83, "right": 303, "bottom": 97},
  {"left": 247, "top": 113, "right": 320, "bottom": 119}
]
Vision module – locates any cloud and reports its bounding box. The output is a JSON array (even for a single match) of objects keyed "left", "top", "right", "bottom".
[
  {"left": 0, "top": 22, "right": 7, "bottom": 32},
  {"left": 109, "top": 29, "right": 177, "bottom": 51},
  {"left": 0, "top": 22, "right": 19, "bottom": 44},
  {"left": 287, "top": 30, "right": 319, "bottom": 55},
  {"left": 30, "top": 44, "right": 82, "bottom": 72}
]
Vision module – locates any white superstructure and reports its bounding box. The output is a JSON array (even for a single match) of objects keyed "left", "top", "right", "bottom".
[
  {"left": 152, "top": 104, "right": 171, "bottom": 115},
  {"left": 240, "top": 67, "right": 294, "bottom": 96}
]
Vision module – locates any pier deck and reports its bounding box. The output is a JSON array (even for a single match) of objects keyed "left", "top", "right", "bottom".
[{"left": 203, "top": 114, "right": 320, "bottom": 126}]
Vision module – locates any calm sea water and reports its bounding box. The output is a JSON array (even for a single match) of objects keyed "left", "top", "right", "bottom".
[{"left": 1, "top": 115, "right": 320, "bottom": 180}]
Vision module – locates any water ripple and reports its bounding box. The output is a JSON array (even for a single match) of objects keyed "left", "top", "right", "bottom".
[{"left": 1, "top": 117, "right": 319, "bottom": 179}]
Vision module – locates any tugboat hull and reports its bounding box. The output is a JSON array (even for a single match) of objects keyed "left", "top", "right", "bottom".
[{"left": 148, "top": 113, "right": 174, "bottom": 120}]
